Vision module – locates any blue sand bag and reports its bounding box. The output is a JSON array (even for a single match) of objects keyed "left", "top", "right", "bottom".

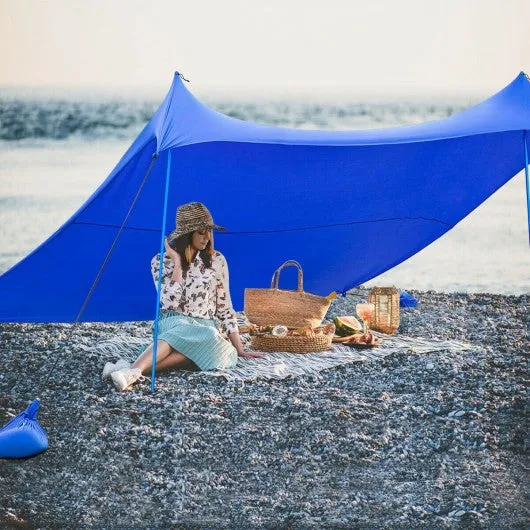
[
  {"left": 400, "top": 290, "right": 418, "bottom": 308},
  {"left": 0, "top": 400, "right": 48, "bottom": 458}
]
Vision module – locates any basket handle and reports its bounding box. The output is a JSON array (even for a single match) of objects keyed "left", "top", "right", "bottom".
[{"left": 270, "top": 260, "right": 303, "bottom": 292}]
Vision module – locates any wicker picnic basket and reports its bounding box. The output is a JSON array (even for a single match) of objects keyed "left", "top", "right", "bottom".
[
  {"left": 251, "top": 328, "right": 335, "bottom": 353},
  {"left": 368, "top": 286, "right": 400, "bottom": 334},
  {"left": 244, "top": 260, "right": 335, "bottom": 328}
]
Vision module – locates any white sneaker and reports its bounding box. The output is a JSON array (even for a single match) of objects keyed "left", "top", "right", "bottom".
[
  {"left": 101, "top": 359, "right": 130, "bottom": 380},
  {"left": 111, "top": 367, "right": 144, "bottom": 391}
]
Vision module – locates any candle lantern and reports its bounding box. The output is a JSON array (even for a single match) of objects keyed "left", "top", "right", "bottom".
[{"left": 368, "top": 286, "right": 400, "bottom": 334}]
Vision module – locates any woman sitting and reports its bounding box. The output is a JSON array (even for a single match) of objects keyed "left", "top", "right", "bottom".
[{"left": 105, "top": 201, "right": 261, "bottom": 391}]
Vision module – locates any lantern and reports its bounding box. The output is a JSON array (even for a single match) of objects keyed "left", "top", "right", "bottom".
[{"left": 368, "top": 286, "right": 400, "bottom": 334}]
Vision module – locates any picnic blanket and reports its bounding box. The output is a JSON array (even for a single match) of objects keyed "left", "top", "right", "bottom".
[{"left": 88, "top": 331, "right": 474, "bottom": 381}]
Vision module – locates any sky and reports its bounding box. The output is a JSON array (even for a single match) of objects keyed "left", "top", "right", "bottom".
[{"left": 1, "top": 0, "right": 529, "bottom": 95}]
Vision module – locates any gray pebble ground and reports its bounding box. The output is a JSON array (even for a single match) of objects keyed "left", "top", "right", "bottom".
[{"left": 0, "top": 288, "right": 528, "bottom": 529}]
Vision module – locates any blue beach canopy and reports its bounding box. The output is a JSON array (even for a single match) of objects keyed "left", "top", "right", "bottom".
[{"left": 1, "top": 72, "right": 529, "bottom": 323}]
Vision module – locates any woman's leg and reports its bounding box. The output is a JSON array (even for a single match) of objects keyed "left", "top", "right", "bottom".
[
  {"left": 131, "top": 340, "right": 172, "bottom": 374},
  {"left": 131, "top": 340, "right": 196, "bottom": 375},
  {"left": 154, "top": 352, "right": 198, "bottom": 372}
]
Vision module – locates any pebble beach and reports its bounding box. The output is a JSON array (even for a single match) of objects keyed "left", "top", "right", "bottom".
[{"left": 0, "top": 287, "right": 528, "bottom": 528}]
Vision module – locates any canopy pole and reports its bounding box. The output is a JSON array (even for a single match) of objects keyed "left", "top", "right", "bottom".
[
  {"left": 151, "top": 150, "right": 172, "bottom": 392},
  {"left": 524, "top": 131, "right": 530, "bottom": 245}
]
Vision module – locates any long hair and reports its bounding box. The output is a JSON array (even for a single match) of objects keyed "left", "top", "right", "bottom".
[{"left": 169, "top": 231, "right": 214, "bottom": 272}]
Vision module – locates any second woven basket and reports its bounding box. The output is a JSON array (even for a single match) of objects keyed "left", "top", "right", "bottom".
[{"left": 251, "top": 332, "right": 334, "bottom": 353}]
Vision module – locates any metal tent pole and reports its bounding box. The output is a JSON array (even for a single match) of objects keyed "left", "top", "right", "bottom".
[
  {"left": 524, "top": 131, "right": 530, "bottom": 245},
  {"left": 151, "top": 149, "right": 173, "bottom": 392}
]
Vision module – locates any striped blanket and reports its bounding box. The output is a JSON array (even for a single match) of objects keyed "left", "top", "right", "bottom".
[{"left": 88, "top": 321, "right": 474, "bottom": 381}]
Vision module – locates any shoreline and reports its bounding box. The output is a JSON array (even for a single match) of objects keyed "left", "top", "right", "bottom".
[{"left": 0, "top": 288, "right": 528, "bottom": 528}]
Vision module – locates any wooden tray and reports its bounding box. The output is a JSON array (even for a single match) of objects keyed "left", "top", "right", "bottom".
[
  {"left": 332, "top": 334, "right": 383, "bottom": 348},
  {"left": 332, "top": 334, "right": 361, "bottom": 343},
  {"left": 347, "top": 337, "right": 383, "bottom": 348}
]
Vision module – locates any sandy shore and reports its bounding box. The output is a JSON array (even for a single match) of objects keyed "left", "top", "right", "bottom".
[{"left": 0, "top": 288, "right": 528, "bottom": 528}]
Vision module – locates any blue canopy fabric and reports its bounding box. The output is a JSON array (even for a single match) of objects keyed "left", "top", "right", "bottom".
[{"left": 1, "top": 72, "right": 529, "bottom": 323}]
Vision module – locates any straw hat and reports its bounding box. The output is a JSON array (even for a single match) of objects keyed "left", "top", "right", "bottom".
[{"left": 168, "top": 202, "right": 226, "bottom": 242}]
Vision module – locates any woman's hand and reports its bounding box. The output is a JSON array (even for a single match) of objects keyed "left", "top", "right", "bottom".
[
  {"left": 164, "top": 238, "right": 183, "bottom": 282},
  {"left": 164, "top": 238, "right": 181, "bottom": 266},
  {"left": 228, "top": 330, "right": 264, "bottom": 358},
  {"left": 238, "top": 351, "right": 265, "bottom": 359}
]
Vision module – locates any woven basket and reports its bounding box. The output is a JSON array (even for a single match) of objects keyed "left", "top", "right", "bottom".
[
  {"left": 251, "top": 332, "right": 334, "bottom": 353},
  {"left": 244, "top": 260, "right": 334, "bottom": 328},
  {"left": 368, "top": 286, "right": 400, "bottom": 334}
]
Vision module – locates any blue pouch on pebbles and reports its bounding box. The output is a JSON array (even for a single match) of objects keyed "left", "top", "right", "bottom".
[
  {"left": 400, "top": 290, "right": 418, "bottom": 308},
  {"left": 0, "top": 399, "right": 48, "bottom": 458}
]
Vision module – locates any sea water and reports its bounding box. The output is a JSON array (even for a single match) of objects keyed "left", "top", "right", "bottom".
[{"left": 0, "top": 87, "right": 528, "bottom": 295}]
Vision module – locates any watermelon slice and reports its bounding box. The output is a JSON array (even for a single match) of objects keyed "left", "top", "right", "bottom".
[{"left": 333, "top": 316, "right": 362, "bottom": 337}]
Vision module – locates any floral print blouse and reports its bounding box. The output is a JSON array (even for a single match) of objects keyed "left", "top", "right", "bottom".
[{"left": 151, "top": 250, "right": 238, "bottom": 334}]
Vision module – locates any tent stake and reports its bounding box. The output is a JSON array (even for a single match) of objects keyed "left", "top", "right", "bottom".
[
  {"left": 151, "top": 149, "right": 172, "bottom": 392},
  {"left": 524, "top": 131, "right": 530, "bottom": 245}
]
